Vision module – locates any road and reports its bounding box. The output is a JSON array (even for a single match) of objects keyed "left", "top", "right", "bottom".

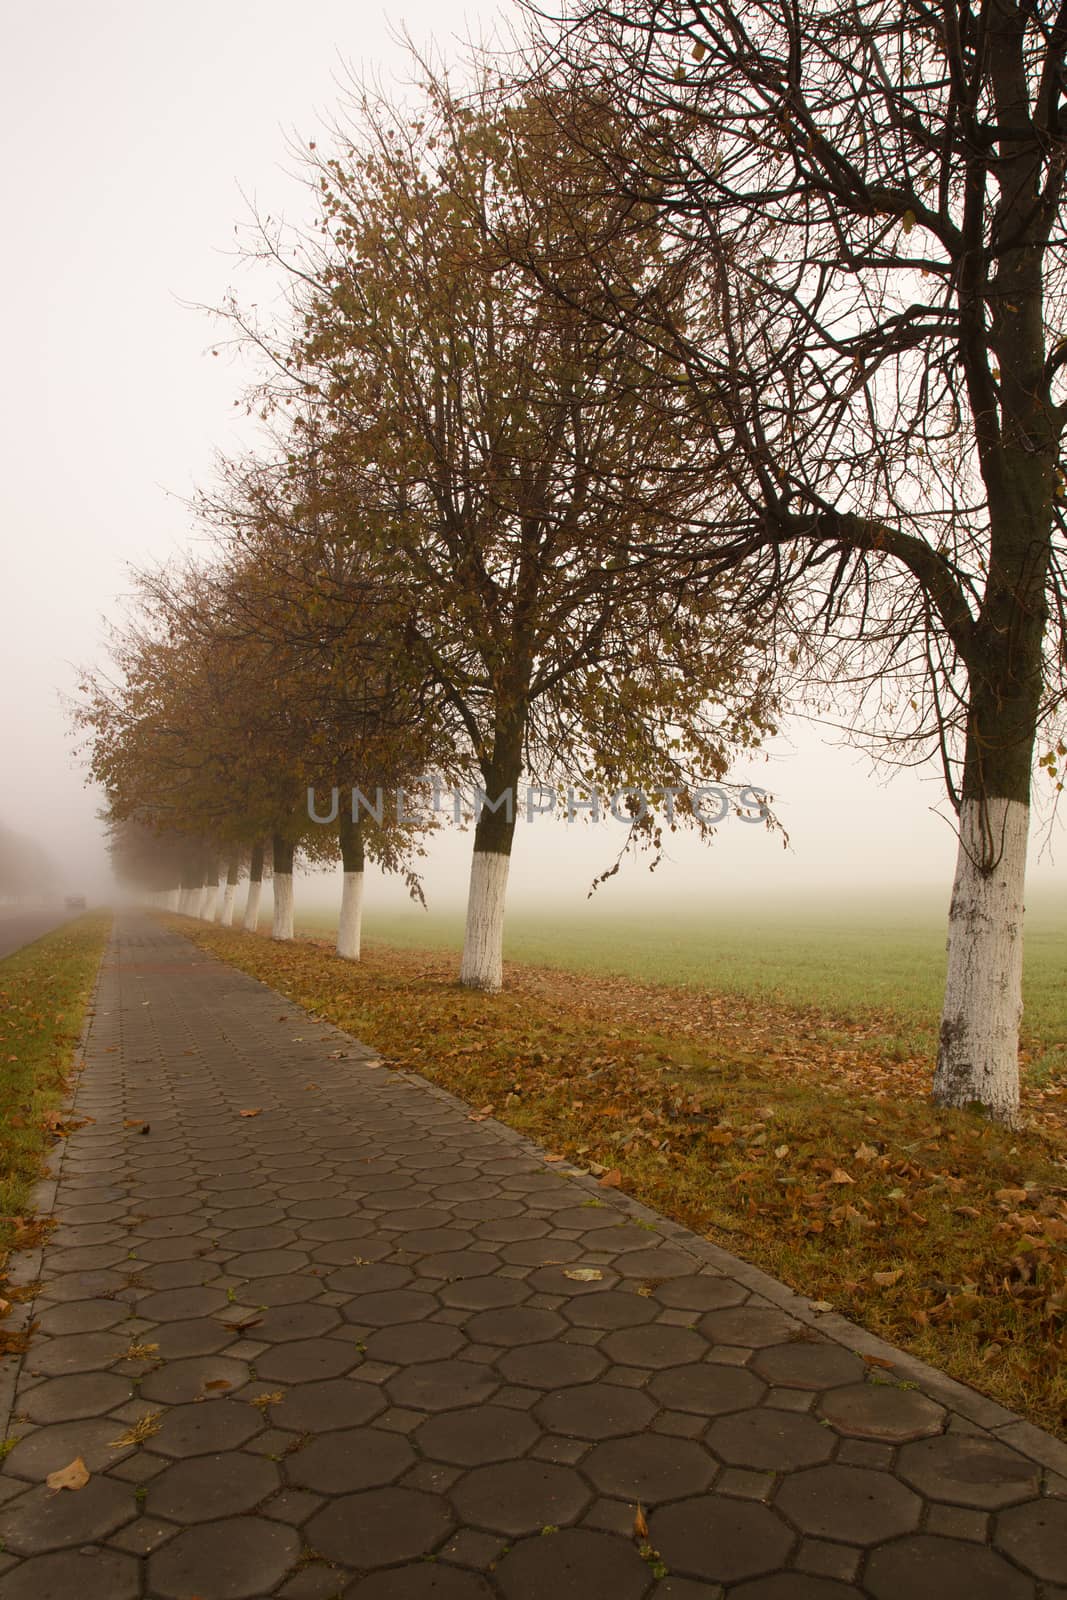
[{"left": 0, "top": 906, "right": 81, "bottom": 961}]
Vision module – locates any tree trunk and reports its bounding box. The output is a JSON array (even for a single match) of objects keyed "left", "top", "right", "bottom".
[
  {"left": 460, "top": 733, "right": 522, "bottom": 992},
  {"left": 201, "top": 863, "right": 219, "bottom": 922},
  {"left": 336, "top": 811, "right": 365, "bottom": 961},
  {"left": 934, "top": 797, "right": 1028, "bottom": 1122},
  {"left": 219, "top": 855, "right": 240, "bottom": 926},
  {"left": 243, "top": 842, "right": 264, "bottom": 933},
  {"left": 272, "top": 834, "right": 295, "bottom": 942},
  {"left": 167, "top": 887, "right": 180, "bottom": 912},
  {"left": 931, "top": 506, "right": 1047, "bottom": 1123}
]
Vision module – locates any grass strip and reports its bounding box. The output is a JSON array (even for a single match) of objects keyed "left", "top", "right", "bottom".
[
  {"left": 175, "top": 916, "right": 1067, "bottom": 1439},
  {"left": 0, "top": 911, "right": 112, "bottom": 1278}
]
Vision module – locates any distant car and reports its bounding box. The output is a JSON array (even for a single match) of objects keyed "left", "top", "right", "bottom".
[{"left": 64, "top": 895, "right": 87, "bottom": 910}]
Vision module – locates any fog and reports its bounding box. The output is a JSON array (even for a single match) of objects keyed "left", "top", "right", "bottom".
[{"left": 2, "top": 1, "right": 1063, "bottom": 915}]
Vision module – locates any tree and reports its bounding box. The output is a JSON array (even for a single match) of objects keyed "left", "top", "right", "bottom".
[
  {"left": 239, "top": 69, "right": 777, "bottom": 989},
  {"left": 520, "top": 0, "right": 1067, "bottom": 1119},
  {"left": 195, "top": 437, "right": 458, "bottom": 959}
]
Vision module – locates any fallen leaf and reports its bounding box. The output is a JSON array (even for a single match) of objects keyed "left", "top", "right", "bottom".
[
  {"left": 203, "top": 1379, "right": 232, "bottom": 1391},
  {"left": 774, "top": 1144, "right": 790, "bottom": 1159},
  {"left": 829, "top": 1169, "right": 855, "bottom": 1185},
  {"left": 995, "top": 1187, "right": 1029, "bottom": 1204},
  {"left": 544, "top": 1153, "right": 565, "bottom": 1163},
  {"left": 863, "top": 1353, "right": 895, "bottom": 1370},
  {"left": 238, "top": 1108, "right": 262, "bottom": 1118},
  {"left": 872, "top": 1269, "right": 903, "bottom": 1288},
  {"left": 123, "top": 1118, "right": 146, "bottom": 1129},
  {"left": 46, "top": 1457, "right": 89, "bottom": 1494},
  {"left": 633, "top": 1502, "right": 649, "bottom": 1538},
  {"left": 809, "top": 1299, "right": 834, "bottom": 1313},
  {"left": 564, "top": 1268, "right": 604, "bottom": 1282},
  {"left": 853, "top": 1143, "right": 879, "bottom": 1163},
  {"left": 598, "top": 1168, "right": 623, "bottom": 1188}
]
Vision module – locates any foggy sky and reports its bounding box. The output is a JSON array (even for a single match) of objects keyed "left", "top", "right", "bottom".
[{"left": 2, "top": 1, "right": 1063, "bottom": 910}]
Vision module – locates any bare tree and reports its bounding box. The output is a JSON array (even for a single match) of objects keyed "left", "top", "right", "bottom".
[{"left": 516, "top": 0, "right": 1067, "bottom": 1119}]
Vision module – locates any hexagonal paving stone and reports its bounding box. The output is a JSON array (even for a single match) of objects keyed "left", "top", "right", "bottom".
[
  {"left": 995, "top": 1495, "right": 1067, "bottom": 1581},
  {"left": 729, "top": 1579, "right": 865, "bottom": 1599},
  {"left": 751, "top": 1343, "right": 866, "bottom": 1391},
  {"left": 140, "top": 1354, "right": 251, "bottom": 1404},
  {"left": 609, "top": 1247, "right": 699, "bottom": 1278},
  {"left": 585, "top": 1433, "right": 717, "bottom": 1503},
  {"left": 152, "top": 1399, "right": 264, "bottom": 1457},
  {"left": 28, "top": 1331, "right": 127, "bottom": 1376},
  {"left": 707, "top": 1407, "right": 836, "bottom": 1470},
  {"left": 699, "top": 1306, "right": 797, "bottom": 1348},
  {"left": 36, "top": 1299, "right": 128, "bottom": 1336},
  {"left": 817, "top": 1381, "right": 945, "bottom": 1442},
  {"left": 416, "top": 1250, "right": 500, "bottom": 1280},
  {"left": 308, "top": 1487, "right": 454, "bottom": 1566},
  {"left": 255, "top": 1338, "right": 360, "bottom": 1384},
  {"left": 0, "top": 1476, "right": 135, "bottom": 1555},
  {"left": 775, "top": 1463, "right": 921, "bottom": 1544},
  {"left": 252, "top": 1303, "right": 341, "bottom": 1342},
  {"left": 343, "top": 1289, "right": 439, "bottom": 1326},
  {"left": 286, "top": 1426, "right": 415, "bottom": 1492},
  {"left": 464, "top": 1306, "right": 566, "bottom": 1346},
  {"left": 148, "top": 1451, "right": 280, "bottom": 1522},
  {"left": 654, "top": 1275, "right": 749, "bottom": 1312},
  {"left": 439, "top": 1277, "right": 529, "bottom": 1311},
  {"left": 154, "top": 1317, "right": 235, "bottom": 1359},
  {"left": 416, "top": 1404, "right": 540, "bottom": 1466},
  {"left": 496, "top": 1343, "right": 608, "bottom": 1389},
  {"left": 650, "top": 1496, "right": 796, "bottom": 1582},
  {"left": 364, "top": 1322, "right": 467, "bottom": 1364},
  {"left": 19, "top": 1371, "right": 133, "bottom": 1424},
  {"left": 561, "top": 1291, "right": 658, "bottom": 1330},
  {"left": 494, "top": 1528, "right": 653, "bottom": 1600},
  {"left": 600, "top": 1324, "right": 706, "bottom": 1369},
  {"left": 864, "top": 1533, "right": 1035, "bottom": 1600},
  {"left": 648, "top": 1362, "right": 765, "bottom": 1417},
  {"left": 147, "top": 1514, "right": 300, "bottom": 1598},
  {"left": 245, "top": 1273, "right": 325, "bottom": 1305},
  {"left": 450, "top": 1460, "right": 591, "bottom": 1535},
  {"left": 0, "top": 1547, "right": 140, "bottom": 1600},
  {"left": 345, "top": 1567, "right": 495, "bottom": 1598},
  {"left": 2, "top": 1419, "right": 131, "bottom": 1480},
  {"left": 535, "top": 1383, "right": 657, "bottom": 1440},
  {"left": 387, "top": 1359, "right": 499, "bottom": 1412},
  {"left": 897, "top": 1433, "right": 1040, "bottom": 1509},
  {"left": 230, "top": 1248, "right": 310, "bottom": 1277}
]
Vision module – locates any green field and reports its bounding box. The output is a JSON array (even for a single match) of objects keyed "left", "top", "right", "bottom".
[{"left": 298, "top": 896, "right": 1067, "bottom": 1071}]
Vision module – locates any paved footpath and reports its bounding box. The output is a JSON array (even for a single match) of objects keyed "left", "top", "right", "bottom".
[{"left": 1, "top": 916, "right": 1065, "bottom": 1600}]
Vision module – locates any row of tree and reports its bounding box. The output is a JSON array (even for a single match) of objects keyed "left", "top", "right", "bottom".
[
  {"left": 80, "top": 1, "right": 1067, "bottom": 1124},
  {"left": 0, "top": 822, "right": 56, "bottom": 903}
]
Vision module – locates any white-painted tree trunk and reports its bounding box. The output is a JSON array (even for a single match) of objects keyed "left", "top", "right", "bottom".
[
  {"left": 201, "top": 882, "right": 218, "bottom": 922},
  {"left": 219, "top": 880, "right": 237, "bottom": 926},
  {"left": 167, "top": 888, "right": 180, "bottom": 912},
  {"left": 192, "top": 885, "right": 206, "bottom": 919},
  {"left": 336, "top": 871, "right": 365, "bottom": 961},
  {"left": 460, "top": 850, "right": 511, "bottom": 992},
  {"left": 272, "top": 873, "right": 294, "bottom": 941},
  {"left": 243, "top": 877, "right": 262, "bottom": 933},
  {"left": 933, "top": 796, "right": 1028, "bottom": 1123}
]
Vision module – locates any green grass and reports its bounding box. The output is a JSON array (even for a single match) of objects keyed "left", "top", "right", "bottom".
[
  {"left": 298, "top": 899, "right": 1067, "bottom": 1072},
  {"left": 0, "top": 912, "right": 111, "bottom": 1265}
]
